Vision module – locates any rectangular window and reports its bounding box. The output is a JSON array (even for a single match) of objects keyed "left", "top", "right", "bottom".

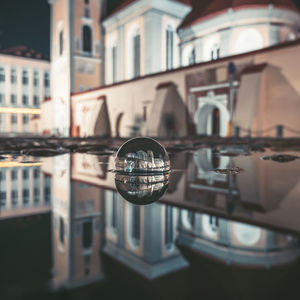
[
  {"left": 11, "top": 69, "right": 17, "bottom": 84},
  {"left": 34, "top": 168, "right": 40, "bottom": 179},
  {"left": 165, "top": 206, "right": 174, "bottom": 246},
  {"left": 0, "top": 68, "right": 5, "bottom": 82},
  {"left": 22, "top": 70, "right": 28, "bottom": 85},
  {"left": 23, "top": 114, "right": 29, "bottom": 124},
  {"left": 112, "top": 192, "right": 118, "bottom": 230},
  {"left": 0, "top": 93, "right": 4, "bottom": 104},
  {"left": 0, "top": 170, "right": 6, "bottom": 181},
  {"left": 22, "top": 169, "right": 29, "bottom": 179},
  {"left": 132, "top": 205, "right": 140, "bottom": 242},
  {"left": 22, "top": 189, "right": 29, "bottom": 206},
  {"left": 33, "top": 95, "right": 39, "bottom": 106},
  {"left": 11, "top": 94, "right": 17, "bottom": 104},
  {"left": 22, "top": 95, "right": 28, "bottom": 105},
  {"left": 84, "top": 7, "right": 90, "bottom": 18},
  {"left": 166, "top": 29, "right": 174, "bottom": 70},
  {"left": 59, "top": 31, "right": 63, "bottom": 55},
  {"left": 0, "top": 191, "right": 6, "bottom": 209},
  {"left": 82, "top": 221, "right": 93, "bottom": 249},
  {"left": 44, "top": 72, "right": 49, "bottom": 88},
  {"left": 11, "top": 170, "right": 17, "bottom": 180},
  {"left": 34, "top": 188, "right": 40, "bottom": 204},
  {"left": 11, "top": 190, "right": 18, "bottom": 208},
  {"left": 112, "top": 46, "right": 117, "bottom": 83},
  {"left": 11, "top": 114, "right": 17, "bottom": 124},
  {"left": 133, "top": 34, "right": 140, "bottom": 78},
  {"left": 33, "top": 71, "right": 39, "bottom": 87}
]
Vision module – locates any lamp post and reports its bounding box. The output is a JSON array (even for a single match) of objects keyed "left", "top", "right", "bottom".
[{"left": 227, "top": 62, "right": 236, "bottom": 137}]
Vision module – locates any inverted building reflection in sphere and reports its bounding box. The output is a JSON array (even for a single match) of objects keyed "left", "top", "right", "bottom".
[
  {"left": 115, "top": 137, "right": 170, "bottom": 204},
  {"left": 115, "top": 137, "right": 170, "bottom": 174}
]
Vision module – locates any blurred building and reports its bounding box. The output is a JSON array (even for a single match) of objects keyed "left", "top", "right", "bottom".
[
  {"left": 45, "top": 0, "right": 300, "bottom": 137},
  {"left": 0, "top": 161, "right": 51, "bottom": 219},
  {"left": 177, "top": 210, "right": 300, "bottom": 268},
  {"left": 179, "top": 0, "right": 300, "bottom": 65},
  {"left": 0, "top": 46, "right": 50, "bottom": 135},
  {"left": 51, "top": 154, "right": 104, "bottom": 289}
]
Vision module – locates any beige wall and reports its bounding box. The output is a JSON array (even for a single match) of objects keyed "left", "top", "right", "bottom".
[{"left": 71, "top": 41, "right": 300, "bottom": 138}]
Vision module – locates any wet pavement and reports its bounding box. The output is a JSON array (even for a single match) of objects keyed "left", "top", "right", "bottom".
[{"left": 1, "top": 137, "right": 300, "bottom": 300}]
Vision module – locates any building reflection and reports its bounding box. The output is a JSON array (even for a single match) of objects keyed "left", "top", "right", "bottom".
[
  {"left": 48, "top": 151, "right": 300, "bottom": 291},
  {"left": 1, "top": 151, "right": 300, "bottom": 295},
  {"left": 177, "top": 210, "right": 300, "bottom": 268},
  {"left": 0, "top": 160, "right": 51, "bottom": 219}
]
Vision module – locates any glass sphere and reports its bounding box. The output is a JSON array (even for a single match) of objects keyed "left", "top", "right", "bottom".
[
  {"left": 115, "top": 176, "right": 169, "bottom": 205},
  {"left": 115, "top": 137, "right": 170, "bottom": 174},
  {"left": 114, "top": 137, "right": 170, "bottom": 205}
]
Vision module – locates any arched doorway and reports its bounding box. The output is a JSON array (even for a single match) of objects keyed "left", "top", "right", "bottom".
[{"left": 194, "top": 97, "right": 229, "bottom": 137}]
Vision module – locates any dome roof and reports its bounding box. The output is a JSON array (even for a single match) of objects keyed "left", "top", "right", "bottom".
[{"left": 179, "top": 0, "right": 299, "bottom": 29}]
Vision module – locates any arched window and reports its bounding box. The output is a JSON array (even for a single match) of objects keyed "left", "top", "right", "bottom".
[
  {"left": 166, "top": 25, "right": 174, "bottom": 70},
  {"left": 234, "top": 28, "right": 263, "bottom": 54},
  {"left": 59, "top": 30, "right": 63, "bottom": 55},
  {"left": 133, "top": 29, "right": 140, "bottom": 78},
  {"left": 82, "top": 25, "right": 92, "bottom": 54},
  {"left": 202, "top": 214, "right": 219, "bottom": 239}
]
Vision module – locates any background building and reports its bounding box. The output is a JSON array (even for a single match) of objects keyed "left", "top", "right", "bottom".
[
  {"left": 0, "top": 46, "right": 50, "bottom": 135},
  {"left": 178, "top": 0, "right": 300, "bottom": 65},
  {"left": 45, "top": 0, "right": 300, "bottom": 138}
]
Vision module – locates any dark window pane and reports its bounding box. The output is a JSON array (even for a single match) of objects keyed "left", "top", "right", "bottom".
[
  {"left": 59, "top": 217, "right": 64, "bottom": 244},
  {"left": 112, "top": 46, "right": 117, "bottom": 83},
  {"left": 59, "top": 31, "right": 63, "bottom": 55},
  {"left": 133, "top": 33, "right": 140, "bottom": 78},
  {"left": 165, "top": 206, "right": 174, "bottom": 246},
  {"left": 82, "top": 25, "right": 92, "bottom": 53},
  {"left": 82, "top": 221, "right": 93, "bottom": 249}
]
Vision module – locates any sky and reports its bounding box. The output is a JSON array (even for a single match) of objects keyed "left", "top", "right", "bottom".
[{"left": 0, "top": 0, "right": 300, "bottom": 57}]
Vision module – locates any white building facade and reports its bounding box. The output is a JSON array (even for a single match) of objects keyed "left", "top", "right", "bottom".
[
  {"left": 178, "top": 0, "right": 300, "bottom": 66},
  {"left": 0, "top": 46, "right": 50, "bottom": 135},
  {"left": 103, "top": 0, "right": 191, "bottom": 84}
]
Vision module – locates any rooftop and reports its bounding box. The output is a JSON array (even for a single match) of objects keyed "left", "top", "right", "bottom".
[
  {"left": 179, "top": 0, "right": 300, "bottom": 28},
  {"left": 0, "top": 45, "right": 49, "bottom": 61}
]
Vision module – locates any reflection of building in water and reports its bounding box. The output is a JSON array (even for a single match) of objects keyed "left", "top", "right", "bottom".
[
  {"left": 51, "top": 177, "right": 104, "bottom": 289},
  {"left": 0, "top": 162, "right": 51, "bottom": 219},
  {"left": 51, "top": 155, "right": 104, "bottom": 289},
  {"left": 185, "top": 149, "right": 238, "bottom": 213},
  {"left": 103, "top": 189, "right": 188, "bottom": 279},
  {"left": 178, "top": 210, "right": 300, "bottom": 268}
]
